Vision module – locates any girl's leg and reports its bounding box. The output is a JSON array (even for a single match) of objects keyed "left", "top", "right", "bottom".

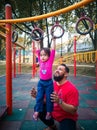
[
  {"left": 59, "top": 119, "right": 76, "bottom": 130},
  {"left": 35, "top": 80, "right": 45, "bottom": 112},
  {"left": 45, "top": 80, "right": 53, "bottom": 120},
  {"left": 39, "top": 104, "right": 55, "bottom": 127},
  {"left": 33, "top": 80, "right": 44, "bottom": 120},
  {"left": 46, "top": 80, "right": 53, "bottom": 112}
]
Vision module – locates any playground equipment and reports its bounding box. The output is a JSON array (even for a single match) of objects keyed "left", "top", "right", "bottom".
[
  {"left": 0, "top": 23, "right": 24, "bottom": 78},
  {"left": 74, "top": 36, "right": 77, "bottom": 77},
  {"left": 12, "top": 30, "right": 18, "bottom": 43},
  {"left": 0, "top": 30, "right": 6, "bottom": 38},
  {"left": 0, "top": 24, "right": 8, "bottom": 38},
  {"left": 31, "top": 24, "right": 43, "bottom": 77},
  {"left": 0, "top": 0, "right": 94, "bottom": 24},
  {"left": 12, "top": 43, "right": 25, "bottom": 78},
  {"left": 1, "top": 0, "right": 95, "bottom": 115},
  {"left": 31, "top": 24, "right": 44, "bottom": 41},
  {"left": 12, "top": 30, "right": 24, "bottom": 77},
  {"left": 57, "top": 51, "right": 97, "bottom": 64},
  {"left": 5, "top": 4, "right": 12, "bottom": 115},
  {"left": 32, "top": 41, "right": 37, "bottom": 78},
  {"left": 51, "top": 21, "right": 64, "bottom": 39},
  {"left": 75, "top": 13, "right": 94, "bottom": 35}
]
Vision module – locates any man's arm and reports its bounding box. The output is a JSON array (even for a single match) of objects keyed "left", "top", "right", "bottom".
[
  {"left": 50, "top": 92, "right": 78, "bottom": 115},
  {"left": 58, "top": 100, "right": 78, "bottom": 115},
  {"left": 31, "top": 88, "right": 46, "bottom": 103}
]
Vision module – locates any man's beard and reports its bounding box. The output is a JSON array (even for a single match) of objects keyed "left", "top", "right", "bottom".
[{"left": 53, "top": 74, "right": 64, "bottom": 82}]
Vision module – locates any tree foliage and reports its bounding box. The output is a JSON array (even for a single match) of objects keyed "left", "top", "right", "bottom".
[{"left": 0, "top": 0, "right": 97, "bottom": 57}]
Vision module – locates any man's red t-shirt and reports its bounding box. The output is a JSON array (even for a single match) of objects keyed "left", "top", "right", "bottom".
[{"left": 52, "top": 81, "right": 79, "bottom": 122}]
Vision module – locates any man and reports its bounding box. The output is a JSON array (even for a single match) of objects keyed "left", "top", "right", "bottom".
[{"left": 31, "top": 64, "right": 79, "bottom": 130}]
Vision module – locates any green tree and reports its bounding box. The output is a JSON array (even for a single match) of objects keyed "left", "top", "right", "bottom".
[{"left": 0, "top": 0, "right": 97, "bottom": 52}]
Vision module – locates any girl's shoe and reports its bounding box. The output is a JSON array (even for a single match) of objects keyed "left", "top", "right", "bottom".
[
  {"left": 33, "top": 112, "right": 39, "bottom": 121},
  {"left": 45, "top": 112, "right": 51, "bottom": 120}
]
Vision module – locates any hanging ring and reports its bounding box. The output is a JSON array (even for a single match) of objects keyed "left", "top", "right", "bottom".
[
  {"left": 12, "top": 30, "right": 18, "bottom": 43},
  {"left": 51, "top": 21, "right": 64, "bottom": 39},
  {"left": 31, "top": 27, "right": 44, "bottom": 41},
  {"left": 75, "top": 16, "right": 93, "bottom": 35}
]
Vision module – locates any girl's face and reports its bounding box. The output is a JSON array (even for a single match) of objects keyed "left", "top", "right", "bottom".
[{"left": 40, "top": 50, "right": 49, "bottom": 62}]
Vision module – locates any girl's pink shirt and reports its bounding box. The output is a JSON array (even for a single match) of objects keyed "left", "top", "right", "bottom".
[{"left": 36, "top": 49, "right": 55, "bottom": 80}]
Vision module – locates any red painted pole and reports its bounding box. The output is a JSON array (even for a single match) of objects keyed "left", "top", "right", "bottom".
[
  {"left": 18, "top": 48, "right": 21, "bottom": 74},
  {"left": 32, "top": 41, "right": 36, "bottom": 78},
  {"left": 74, "top": 36, "right": 76, "bottom": 77},
  {"left": 5, "top": 4, "right": 12, "bottom": 115},
  {"left": 13, "top": 44, "right": 16, "bottom": 78}
]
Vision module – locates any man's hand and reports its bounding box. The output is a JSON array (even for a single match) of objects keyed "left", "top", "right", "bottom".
[
  {"left": 31, "top": 87, "right": 37, "bottom": 98},
  {"left": 50, "top": 91, "right": 59, "bottom": 104}
]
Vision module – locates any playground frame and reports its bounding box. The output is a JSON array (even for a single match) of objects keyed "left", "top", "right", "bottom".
[
  {"left": 0, "top": 0, "right": 95, "bottom": 24},
  {"left": 0, "top": 0, "right": 96, "bottom": 115}
]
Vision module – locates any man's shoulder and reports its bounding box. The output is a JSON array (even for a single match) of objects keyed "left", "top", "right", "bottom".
[{"left": 65, "top": 81, "right": 78, "bottom": 91}]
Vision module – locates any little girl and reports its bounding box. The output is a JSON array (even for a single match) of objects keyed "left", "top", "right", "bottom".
[{"left": 33, "top": 38, "right": 56, "bottom": 120}]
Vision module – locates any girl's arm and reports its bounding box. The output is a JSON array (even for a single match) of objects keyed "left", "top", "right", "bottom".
[
  {"left": 51, "top": 38, "right": 56, "bottom": 50},
  {"left": 35, "top": 40, "right": 41, "bottom": 50}
]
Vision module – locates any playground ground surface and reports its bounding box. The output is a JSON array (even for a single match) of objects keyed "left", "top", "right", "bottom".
[{"left": 0, "top": 73, "right": 97, "bottom": 130}]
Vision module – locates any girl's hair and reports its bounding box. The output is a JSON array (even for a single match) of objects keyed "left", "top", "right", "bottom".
[{"left": 40, "top": 48, "right": 50, "bottom": 57}]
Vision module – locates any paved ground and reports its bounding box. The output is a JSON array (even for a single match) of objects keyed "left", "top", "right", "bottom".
[{"left": 0, "top": 73, "right": 97, "bottom": 130}]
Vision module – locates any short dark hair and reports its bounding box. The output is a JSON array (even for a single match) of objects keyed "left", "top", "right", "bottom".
[
  {"left": 40, "top": 48, "right": 50, "bottom": 57},
  {"left": 60, "top": 64, "right": 69, "bottom": 73}
]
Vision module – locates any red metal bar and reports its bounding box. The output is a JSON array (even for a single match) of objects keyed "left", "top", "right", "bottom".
[
  {"left": 5, "top": 4, "right": 12, "bottom": 115},
  {"left": 18, "top": 48, "right": 21, "bottom": 74},
  {"left": 74, "top": 36, "right": 76, "bottom": 77},
  {"left": 32, "top": 41, "right": 36, "bottom": 78},
  {"left": 13, "top": 44, "right": 16, "bottom": 78}
]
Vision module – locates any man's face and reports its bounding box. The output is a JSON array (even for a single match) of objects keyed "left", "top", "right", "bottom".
[{"left": 53, "top": 65, "right": 66, "bottom": 82}]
